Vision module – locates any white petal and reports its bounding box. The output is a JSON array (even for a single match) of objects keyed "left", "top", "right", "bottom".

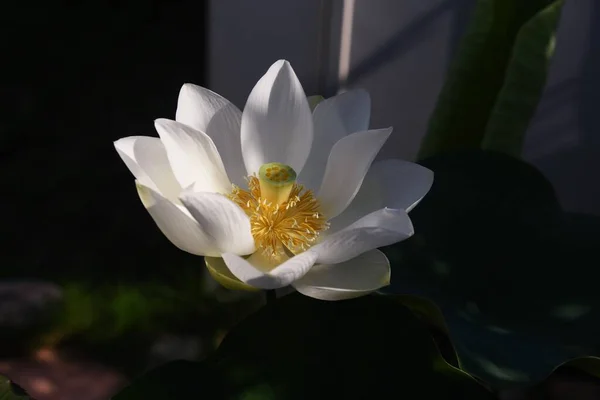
[
  {"left": 114, "top": 136, "right": 181, "bottom": 200},
  {"left": 222, "top": 250, "right": 318, "bottom": 290},
  {"left": 154, "top": 119, "right": 231, "bottom": 194},
  {"left": 133, "top": 138, "right": 183, "bottom": 201},
  {"left": 176, "top": 84, "right": 246, "bottom": 187},
  {"left": 114, "top": 136, "right": 150, "bottom": 185},
  {"left": 299, "top": 89, "right": 371, "bottom": 191},
  {"left": 317, "top": 128, "right": 392, "bottom": 219},
  {"left": 328, "top": 159, "right": 434, "bottom": 233},
  {"left": 292, "top": 249, "right": 390, "bottom": 301},
  {"left": 136, "top": 182, "right": 218, "bottom": 256},
  {"left": 241, "top": 60, "right": 313, "bottom": 175},
  {"left": 311, "top": 208, "right": 413, "bottom": 265},
  {"left": 179, "top": 191, "right": 255, "bottom": 256},
  {"left": 314, "top": 89, "right": 370, "bottom": 134}
]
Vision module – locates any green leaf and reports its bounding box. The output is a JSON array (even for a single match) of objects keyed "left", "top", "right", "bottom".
[
  {"left": 383, "top": 150, "right": 600, "bottom": 388},
  {"left": 391, "top": 294, "right": 462, "bottom": 369},
  {"left": 562, "top": 357, "right": 600, "bottom": 379},
  {"left": 115, "top": 293, "right": 494, "bottom": 399},
  {"left": 0, "top": 375, "right": 33, "bottom": 399},
  {"left": 393, "top": 297, "right": 600, "bottom": 387},
  {"left": 418, "top": 0, "right": 554, "bottom": 160},
  {"left": 481, "top": 1, "right": 564, "bottom": 156}
]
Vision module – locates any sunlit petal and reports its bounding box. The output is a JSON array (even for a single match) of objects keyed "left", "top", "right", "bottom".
[{"left": 241, "top": 60, "right": 313, "bottom": 175}]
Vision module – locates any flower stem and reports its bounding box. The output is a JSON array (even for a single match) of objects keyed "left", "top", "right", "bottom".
[{"left": 265, "top": 289, "right": 277, "bottom": 306}]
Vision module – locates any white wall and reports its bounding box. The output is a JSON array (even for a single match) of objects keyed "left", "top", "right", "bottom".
[
  {"left": 345, "top": 0, "right": 474, "bottom": 161},
  {"left": 208, "top": 0, "right": 337, "bottom": 107}
]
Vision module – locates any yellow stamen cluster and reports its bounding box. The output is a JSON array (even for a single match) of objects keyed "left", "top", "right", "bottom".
[{"left": 228, "top": 167, "right": 329, "bottom": 259}]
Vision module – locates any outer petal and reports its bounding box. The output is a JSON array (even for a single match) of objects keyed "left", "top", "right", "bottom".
[
  {"left": 299, "top": 89, "right": 371, "bottom": 191},
  {"left": 311, "top": 208, "right": 413, "bottom": 265},
  {"left": 136, "top": 182, "right": 219, "bottom": 256},
  {"left": 180, "top": 191, "right": 255, "bottom": 256},
  {"left": 114, "top": 136, "right": 181, "bottom": 200},
  {"left": 175, "top": 84, "right": 246, "bottom": 187},
  {"left": 114, "top": 136, "right": 152, "bottom": 187},
  {"left": 328, "top": 159, "right": 434, "bottom": 233},
  {"left": 241, "top": 60, "right": 313, "bottom": 175},
  {"left": 154, "top": 119, "right": 231, "bottom": 194},
  {"left": 292, "top": 249, "right": 390, "bottom": 301},
  {"left": 317, "top": 128, "right": 392, "bottom": 220},
  {"left": 221, "top": 250, "right": 318, "bottom": 290}
]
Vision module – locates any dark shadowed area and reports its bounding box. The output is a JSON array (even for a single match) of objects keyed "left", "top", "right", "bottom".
[{"left": 0, "top": 2, "right": 233, "bottom": 399}]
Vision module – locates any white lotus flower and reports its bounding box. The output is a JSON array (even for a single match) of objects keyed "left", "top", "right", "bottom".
[{"left": 114, "top": 60, "right": 433, "bottom": 301}]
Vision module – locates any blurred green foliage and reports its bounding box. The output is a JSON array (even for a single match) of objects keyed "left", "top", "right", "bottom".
[
  {"left": 0, "top": 375, "right": 31, "bottom": 399},
  {"left": 1, "top": 254, "right": 260, "bottom": 377},
  {"left": 419, "top": 0, "right": 562, "bottom": 159},
  {"left": 481, "top": 1, "right": 564, "bottom": 156}
]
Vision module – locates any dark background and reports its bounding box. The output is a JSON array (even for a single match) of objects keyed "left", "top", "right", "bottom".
[
  {"left": 0, "top": 2, "right": 246, "bottom": 398},
  {"left": 2, "top": 1, "right": 209, "bottom": 284}
]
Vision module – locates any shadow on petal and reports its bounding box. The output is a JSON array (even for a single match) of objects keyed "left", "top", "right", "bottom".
[{"left": 205, "top": 257, "right": 259, "bottom": 292}]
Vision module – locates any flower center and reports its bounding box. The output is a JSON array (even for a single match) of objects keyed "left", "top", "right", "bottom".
[{"left": 228, "top": 162, "right": 329, "bottom": 259}]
